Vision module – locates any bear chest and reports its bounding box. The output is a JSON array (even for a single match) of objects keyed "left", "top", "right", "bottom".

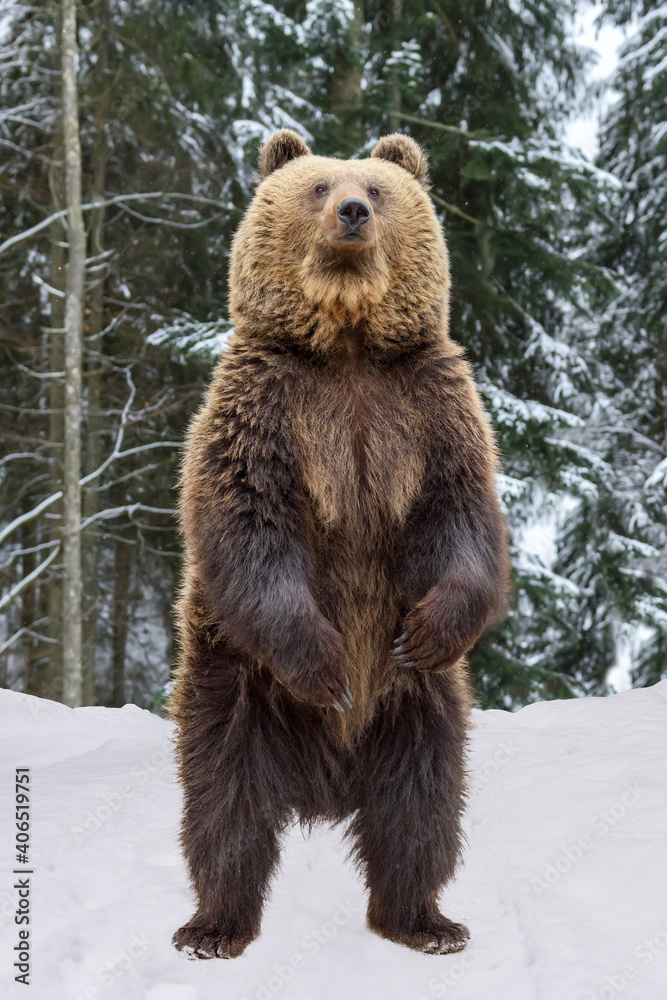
[{"left": 293, "top": 366, "right": 425, "bottom": 535}]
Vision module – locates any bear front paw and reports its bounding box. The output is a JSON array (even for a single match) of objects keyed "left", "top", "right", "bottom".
[
  {"left": 172, "top": 921, "right": 254, "bottom": 960},
  {"left": 276, "top": 661, "right": 353, "bottom": 713},
  {"left": 392, "top": 625, "right": 461, "bottom": 671},
  {"left": 272, "top": 619, "right": 353, "bottom": 712},
  {"left": 392, "top": 602, "right": 479, "bottom": 672}
]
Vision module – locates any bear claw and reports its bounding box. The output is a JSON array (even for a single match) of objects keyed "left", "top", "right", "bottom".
[
  {"left": 321, "top": 677, "right": 353, "bottom": 712},
  {"left": 422, "top": 933, "right": 469, "bottom": 955}
]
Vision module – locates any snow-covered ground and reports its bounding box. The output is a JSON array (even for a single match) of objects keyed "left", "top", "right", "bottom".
[{"left": 1, "top": 682, "right": 666, "bottom": 1000}]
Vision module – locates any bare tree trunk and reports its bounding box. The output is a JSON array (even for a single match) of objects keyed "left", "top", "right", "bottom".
[
  {"left": 388, "top": 0, "right": 403, "bottom": 134},
  {"left": 111, "top": 537, "right": 131, "bottom": 707},
  {"left": 330, "top": 1, "right": 364, "bottom": 154},
  {"left": 21, "top": 512, "right": 37, "bottom": 692},
  {"left": 45, "top": 7, "right": 67, "bottom": 703},
  {"left": 61, "top": 0, "right": 85, "bottom": 708},
  {"left": 82, "top": 0, "right": 111, "bottom": 705},
  {"left": 46, "top": 256, "right": 65, "bottom": 701},
  {"left": 45, "top": 307, "right": 64, "bottom": 700}
]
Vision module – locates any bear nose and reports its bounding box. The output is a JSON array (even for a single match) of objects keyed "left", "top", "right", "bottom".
[{"left": 336, "top": 197, "right": 371, "bottom": 230}]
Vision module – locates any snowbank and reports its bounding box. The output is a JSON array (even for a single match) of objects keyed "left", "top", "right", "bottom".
[{"left": 1, "top": 681, "right": 666, "bottom": 1000}]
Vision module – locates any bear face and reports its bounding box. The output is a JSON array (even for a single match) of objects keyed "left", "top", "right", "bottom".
[{"left": 229, "top": 130, "right": 451, "bottom": 357}]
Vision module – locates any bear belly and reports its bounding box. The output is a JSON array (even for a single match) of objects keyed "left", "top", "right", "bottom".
[
  {"left": 294, "top": 365, "right": 424, "bottom": 535},
  {"left": 293, "top": 366, "right": 425, "bottom": 721}
]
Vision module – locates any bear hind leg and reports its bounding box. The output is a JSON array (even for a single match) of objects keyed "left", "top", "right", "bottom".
[
  {"left": 171, "top": 648, "right": 291, "bottom": 959},
  {"left": 172, "top": 812, "right": 281, "bottom": 959},
  {"left": 348, "top": 680, "right": 470, "bottom": 954}
]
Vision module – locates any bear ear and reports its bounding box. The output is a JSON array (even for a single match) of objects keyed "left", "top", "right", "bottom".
[
  {"left": 259, "top": 129, "right": 311, "bottom": 178},
  {"left": 370, "top": 133, "right": 429, "bottom": 187}
]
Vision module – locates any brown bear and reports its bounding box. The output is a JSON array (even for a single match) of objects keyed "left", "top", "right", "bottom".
[{"left": 169, "top": 129, "right": 510, "bottom": 960}]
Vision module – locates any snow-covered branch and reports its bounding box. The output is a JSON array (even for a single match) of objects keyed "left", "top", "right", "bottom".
[
  {"left": 0, "top": 543, "right": 61, "bottom": 613},
  {"left": 0, "top": 624, "right": 57, "bottom": 659},
  {"left": 1, "top": 539, "right": 61, "bottom": 568},
  {"left": 0, "top": 491, "right": 64, "bottom": 547},
  {"left": 0, "top": 453, "right": 49, "bottom": 467},
  {"left": 80, "top": 503, "right": 175, "bottom": 530},
  {"left": 0, "top": 192, "right": 223, "bottom": 259},
  {"left": 0, "top": 368, "right": 181, "bottom": 552},
  {"left": 118, "top": 203, "right": 224, "bottom": 229},
  {"left": 32, "top": 272, "right": 66, "bottom": 299},
  {"left": 593, "top": 426, "right": 665, "bottom": 457}
]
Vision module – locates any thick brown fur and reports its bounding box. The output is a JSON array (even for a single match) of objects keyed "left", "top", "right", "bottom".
[{"left": 169, "top": 130, "right": 511, "bottom": 960}]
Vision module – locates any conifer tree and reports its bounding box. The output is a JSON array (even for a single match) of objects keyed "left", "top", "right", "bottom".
[{"left": 592, "top": 0, "right": 667, "bottom": 689}]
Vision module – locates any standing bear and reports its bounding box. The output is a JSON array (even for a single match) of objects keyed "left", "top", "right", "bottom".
[{"left": 169, "top": 129, "right": 511, "bottom": 959}]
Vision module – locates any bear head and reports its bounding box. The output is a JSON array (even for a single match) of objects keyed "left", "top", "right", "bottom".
[{"left": 229, "top": 129, "right": 452, "bottom": 357}]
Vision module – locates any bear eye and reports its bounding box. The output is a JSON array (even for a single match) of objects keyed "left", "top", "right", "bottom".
[
  {"left": 369, "top": 185, "right": 380, "bottom": 199},
  {"left": 315, "top": 184, "right": 328, "bottom": 197}
]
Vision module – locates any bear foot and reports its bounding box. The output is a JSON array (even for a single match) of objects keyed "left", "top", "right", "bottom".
[
  {"left": 172, "top": 920, "right": 255, "bottom": 960},
  {"left": 368, "top": 910, "right": 469, "bottom": 955}
]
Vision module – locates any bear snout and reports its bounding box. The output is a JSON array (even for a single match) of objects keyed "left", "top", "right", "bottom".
[{"left": 336, "top": 196, "right": 371, "bottom": 234}]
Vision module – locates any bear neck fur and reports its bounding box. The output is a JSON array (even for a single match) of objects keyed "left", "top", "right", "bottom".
[{"left": 230, "top": 263, "right": 452, "bottom": 359}]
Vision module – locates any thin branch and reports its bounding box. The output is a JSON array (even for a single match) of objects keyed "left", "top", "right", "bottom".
[
  {"left": 0, "top": 625, "right": 58, "bottom": 659},
  {"left": 1, "top": 114, "right": 46, "bottom": 128},
  {"left": 32, "top": 272, "right": 66, "bottom": 298},
  {"left": 0, "top": 209, "right": 69, "bottom": 257},
  {"left": 0, "top": 402, "right": 62, "bottom": 414},
  {"left": 367, "top": 106, "right": 476, "bottom": 139},
  {"left": 85, "top": 248, "right": 115, "bottom": 264},
  {"left": 101, "top": 298, "right": 150, "bottom": 310},
  {"left": 94, "top": 459, "right": 170, "bottom": 492},
  {"left": 78, "top": 369, "right": 181, "bottom": 486},
  {"left": 429, "top": 191, "right": 485, "bottom": 227},
  {"left": 0, "top": 137, "right": 56, "bottom": 163},
  {"left": 1, "top": 539, "right": 60, "bottom": 567},
  {"left": 0, "top": 453, "right": 50, "bottom": 467},
  {"left": 127, "top": 386, "right": 171, "bottom": 420},
  {"left": 591, "top": 425, "right": 664, "bottom": 457},
  {"left": 0, "top": 98, "right": 51, "bottom": 126},
  {"left": 81, "top": 502, "right": 175, "bottom": 530},
  {"left": 0, "top": 491, "right": 63, "bottom": 546},
  {"left": 15, "top": 361, "right": 65, "bottom": 379},
  {"left": 78, "top": 365, "right": 137, "bottom": 486},
  {"left": 118, "top": 203, "right": 223, "bottom": 230},
  {"left": 93, "top": 440, "right": 183, "bottom": 466},
  {"left": 84, "top": 304, "right": 130, "bottom": 341},
  {"left": 0, "top": 192, "right": 224, "bottom": 258},
  {"left": 0, "top": 374, "right": 182, "bottom": 546},
  {"left": 0, "top": 544, "right": 61, "bottom": 612}
]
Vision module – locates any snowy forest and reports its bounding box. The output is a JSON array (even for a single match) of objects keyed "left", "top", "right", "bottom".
[{"left": 0, "top": 0, "right": 665, "bottom": 712}]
